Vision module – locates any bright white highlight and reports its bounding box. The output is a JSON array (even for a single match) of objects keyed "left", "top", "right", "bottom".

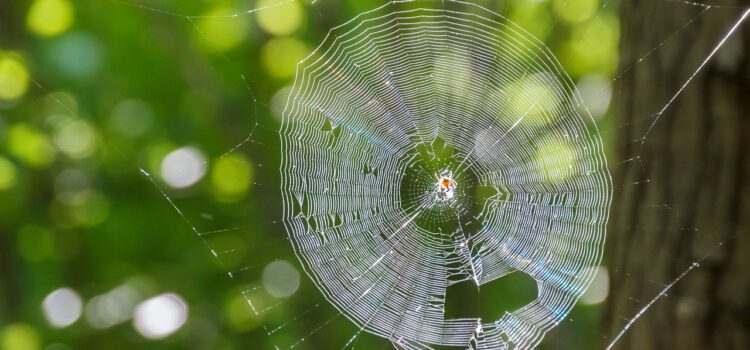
[
  {"left": 160, "top": 147, "right": 207, "bottom": 188},
  {"left": 43, "top": 287, "right": 83, "bottom": 328},
  {"left": 263, "top": 260, "right": 301, "bottom": 298},
  {"left": 133, "top": 293, "right": 188, "bottom": 339}
]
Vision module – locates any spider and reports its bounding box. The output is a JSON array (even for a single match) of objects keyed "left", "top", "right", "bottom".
[{"left": 434, "top": 171, "right": 457, "bottom": 201}]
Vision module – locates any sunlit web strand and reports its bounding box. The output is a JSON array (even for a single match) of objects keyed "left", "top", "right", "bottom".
[
  {"left": 637, "top": 8, "right": 750, "bottom": 153},
  {"left": 109, "top": 0, "right": 309, "bottom": 19}
]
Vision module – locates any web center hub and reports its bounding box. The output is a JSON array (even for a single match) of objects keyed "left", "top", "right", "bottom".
[{"left": 435, "top": 171, "right": 457, "bottom": 202}]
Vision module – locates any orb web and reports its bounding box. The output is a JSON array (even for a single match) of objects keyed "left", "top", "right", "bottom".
[{"left": 279, "top": 1, "right": 612, "bottom": 349}]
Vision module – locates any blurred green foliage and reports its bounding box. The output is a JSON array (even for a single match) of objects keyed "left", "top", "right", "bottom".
[{"left": 0, "top": 0, "right": 618, "bottom": 349}]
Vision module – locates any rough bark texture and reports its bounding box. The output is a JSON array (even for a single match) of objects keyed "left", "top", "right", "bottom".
[{"left": 605, "top": 1, "right": 750, "bottom": 349}]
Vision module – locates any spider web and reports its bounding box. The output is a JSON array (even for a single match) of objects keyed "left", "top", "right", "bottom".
[
  {"left": 98, "top": 0, "right": 750, "bottom": 349},
  {"left": 279, "top": 2, "right": 611, "bottom": 349}
]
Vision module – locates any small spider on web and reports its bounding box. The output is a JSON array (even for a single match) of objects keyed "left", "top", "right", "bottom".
[{"left": 434, "top": 170, "right": 457, "bottom": 202}]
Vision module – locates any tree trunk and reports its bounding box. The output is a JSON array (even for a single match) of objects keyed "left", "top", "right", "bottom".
[{"left": 605, "top": 1, "right": 750, "bottom": 349}]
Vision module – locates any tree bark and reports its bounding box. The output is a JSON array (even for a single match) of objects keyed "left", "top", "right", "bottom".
[{"left": 605, "top": 1, "right": 750, "bottom": 349}]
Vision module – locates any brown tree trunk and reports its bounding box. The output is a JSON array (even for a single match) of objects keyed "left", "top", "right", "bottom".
[{"left": 605, "top": 1, "right": 750, "bottom": 349}]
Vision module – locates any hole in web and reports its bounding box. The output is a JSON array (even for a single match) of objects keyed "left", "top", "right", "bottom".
[{"left": 444, "top": 271, "right": 538, "bottom": 322}]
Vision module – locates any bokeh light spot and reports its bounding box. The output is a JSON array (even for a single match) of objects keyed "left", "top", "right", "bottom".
[
  {"left": 576, "top": 75, "right": 612, "bottom": 119},
  {"left": 270, "top": 85, "right": 293, "bottom": 121},
  {"left": 261, "top": 37, "right": 308, "bottom": 79},
  {"left": 0, "top": 157, "right": 18, "bottom": 191},
  {"left": 553, "top": 0, "right": 598, "bottom": 24},
  {"left": 256, "top": 0, "right": 304, "bottom": 36},
  {"left": 27, "top": 0, "right": 74, "bottom": 37},
  {"left": 211, "top": 154, "right": 253, "bottom": 201},
  {"left": 224, "top": 294, "right": 262, "bottom": 332},
  {"left": 8, "top": 124, "right": 57, "bottom": 167},
  {"left": 262, "top": 260, "right": 300, "bottom": 298},
  {"left": 160, "top": 147, "right": 207, "bottom": 189},
  {"left": 507, "top": 0, "right": 553, "bottom": 42},
  {"left": 68, "top": 190, "right": 111, "bottom": 227},
  {"left": 45, "top": 32, "right": 103, "bottom": 80},
  {"left": 0, "top": 55, "right": 30, "bottom": 102},
  {"left": 563, "top": 14, "right": 620, "bottom": 76},
  {"left": 580, "top": 266, "right": 610, "bottom": 305},
  {"left": 505, "top": 74, "right": 561, "bottom": 128},
  {"left": 53, "top": 119, "right": 98, "bottom": 159},
  {"left": 43, "top": 287, "right": 83, "bottom": 328},
  {"left": 1, "top": 323, "right": 40, "bottom": 350},
  {"left": 535, "top": 137, "right": 577, "bottom": 182},
  {"left": 133, "top": 293, "right": 188, "bottom": 340},
  {"left": 85, "top": 284, "right": 142, "bottom": 329},
  {"left": 196, "top": 6, "right": 250, "bottom": 53}
]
